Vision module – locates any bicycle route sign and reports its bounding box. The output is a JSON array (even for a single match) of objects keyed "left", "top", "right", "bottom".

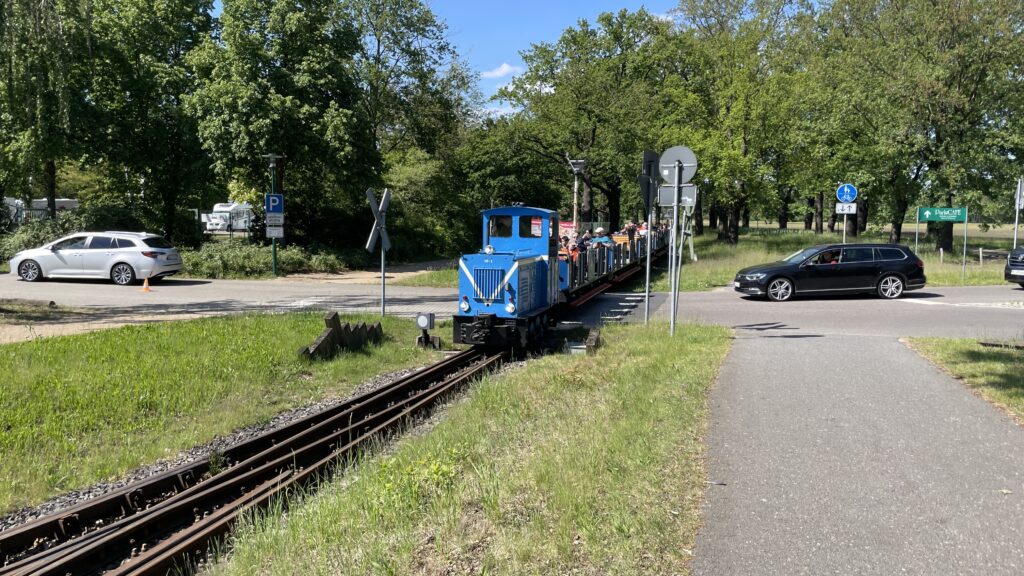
[{"left": 836, "top": 183, "right": 857, "bottom": 204}]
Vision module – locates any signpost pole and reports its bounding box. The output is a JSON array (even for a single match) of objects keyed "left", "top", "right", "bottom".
[
  {"left": 843, "top": 214, "right": 847, "bottom": 244},
  {"left": 644, "top": 202, "right": 654, "bottom": 324},
  {"left": 915, "top": 207, "right": 919, "bottom": 254},
  {"left": 268, "top": 159, "right": 279, "bottom": 276},
  {"left": 381, "top": 239, "right": 386, "bottom": 317},
  {"left": 670, "top": 160, "right": 682, "bottom": 337},
  {"left": 962, "top": 206, "right": 968, "bottom": 282},
  {"left": 1014, "top": 177, "right": 1022, "bottom": 250},
  {"left": 366, "top": 188, "right": 392, "bottom": 318}
]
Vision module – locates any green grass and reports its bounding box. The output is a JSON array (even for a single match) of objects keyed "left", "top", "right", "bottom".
[
  {"left": 912, "top": 338, "right": 1024, "bottom": 421},
  {"left": 213, "top": 322, "right": 732, "bottom": 575},
  {"left": 0, "top": 262, "right": 8, "bottom": 274},
  {"left": 392, "top": 267, "right": 459, "bottom": 287},
  {"left": 0, "top": 313, "right": 445, "bottom": 513}
]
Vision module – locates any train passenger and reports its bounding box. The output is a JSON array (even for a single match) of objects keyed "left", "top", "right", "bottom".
[
  {"left": 576, "top": 230, "right": 592, "bottom": 250},
  {"left": 591, "top": 227, "right": 614, "bottom": 247}
]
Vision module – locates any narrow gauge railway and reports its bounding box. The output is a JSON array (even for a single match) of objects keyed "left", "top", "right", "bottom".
[
  {"left": 0, "top": 349, "right": 504, "bottom": 576},
  {"left": 1, "top": 205, "right": 669, "bottom": 575}
]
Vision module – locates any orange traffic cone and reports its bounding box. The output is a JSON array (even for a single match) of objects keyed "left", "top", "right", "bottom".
[{"left": 140, "top": 277, "right": 151, "bottom": 293}]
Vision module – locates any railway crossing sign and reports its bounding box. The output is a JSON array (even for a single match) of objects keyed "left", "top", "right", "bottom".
[
  {"left": 836, "top": 183, "right": 857, "bottom": 204},
  {"left": 365, "top": 188, "right": 391, "bottom": 253}
]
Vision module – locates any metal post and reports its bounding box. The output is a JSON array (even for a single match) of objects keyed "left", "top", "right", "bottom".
[
  {"left": 670, "top": 160, "right": 682, "bottom": 337},
  {"left": 644, "top": 203, "right": 654, "bottom": 324},
  {"left": 1014, "top": 177, "right": 1021, "bottom": 250},
  {"left": 843, "top": 214, "right": 847, "bottom": 244},
  {"left": 915, "top": 208, "right": 919, "bottom": 254},
  {"left": 573, "top": 174, "right": 579, "bottom": 233},
  {"left": 269, "top": 160, "right": 278, "bottom": 276},
  {"left": 961, "top": 206, "right": 968, "bottom": 282},
  {"left": 381, "top": 247, "right": 386, "bottom": 316}
]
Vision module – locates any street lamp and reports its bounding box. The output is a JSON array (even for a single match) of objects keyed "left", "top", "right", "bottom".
[{"left": 567, "top": 157, "right": 587, "bottom": 233}]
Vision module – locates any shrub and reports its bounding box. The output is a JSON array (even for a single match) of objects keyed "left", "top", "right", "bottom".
[{"left": 178, "top": 241, "right": 348, "bottom": 279}]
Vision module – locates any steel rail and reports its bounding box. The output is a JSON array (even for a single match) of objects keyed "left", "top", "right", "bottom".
[
  {"left": 7, "top": 348, "right": 503, "bottom": 569},
  {"left": 1, "top": 348, "right": 486, "bottom": 575}
]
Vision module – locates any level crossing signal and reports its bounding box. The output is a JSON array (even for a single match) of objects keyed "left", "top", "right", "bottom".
[{"left": 366, "top": 188, "right": 391, "bottom": 253}]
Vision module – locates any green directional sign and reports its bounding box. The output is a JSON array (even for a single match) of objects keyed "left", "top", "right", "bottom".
[{"left": 918, "top": 206, "right": 967, "bottom": 222}]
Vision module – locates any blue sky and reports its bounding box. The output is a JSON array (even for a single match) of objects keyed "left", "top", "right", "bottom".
[{"left": 430, "top": 1, "right": 678, "bottom": 111}]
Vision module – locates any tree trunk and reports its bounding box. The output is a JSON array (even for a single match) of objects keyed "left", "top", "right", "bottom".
[
  {"left": 804, "top": 197, "right": 813, "bottom": 230},
  {"left": 933, "top": 192, "right": 954, "bottom": 251},
  {"left": 726, "top": 203, "right": 740, "bottom": 245},
  {"left": 693, "top": 191, "right": 704, "bottom": 236},
  {"left": 778, "top": 200, "right": 789, "bottom": 230},
  {"left": 581, "top": 173, "right": 593, "bottom": 226},
  {"left": 844, "top": 210, "right": 857, "bottom": 237},
  {"left": 857, "top": 197, "right": 868, "bottom": 233},
  {"left": 708, "top": 201, "right": 718, "bottom": 229},
  {"left": 741, "top": 205, "right": 750, "bottom": 229},
  {"left": 605, "top": 182, "right": 621, "bottom": 232},
  {"left": 45, "top": 159, "right": 57, "bottom": 219},
  {"left": 827, "top": 210, "right": 836, "bottom": 233},
  {"left": 814, "top": 191, "right": 823, "bottom": 233},
  {"left": 717, "top": 205, "right": 728, "bottom": 240},
  {"left": 888, "top": 196, "right": 908, "bottom": 244}
]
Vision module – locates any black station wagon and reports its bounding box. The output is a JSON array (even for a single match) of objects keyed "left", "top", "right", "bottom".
[
  {"left": 1006, "top": 247, "right": 1024, "bottom": 288},
  {"left": 734, "top": 243, "right": 926, "bottom": 302}
]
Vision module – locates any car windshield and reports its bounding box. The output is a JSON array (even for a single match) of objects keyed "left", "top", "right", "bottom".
[{"left": 782, "top": 248, "right": 820, "bottom": 264}]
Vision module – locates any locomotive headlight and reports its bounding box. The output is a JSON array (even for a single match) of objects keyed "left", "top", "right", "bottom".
[
  {"left": 505, "top": 302, "right": 516, "bottom": 314},
  {"left": 460, "top": 299, "right": 470, "bottom": 312},
  {"left": 484, "top": 244, "right": 495, "bottom": 255}
]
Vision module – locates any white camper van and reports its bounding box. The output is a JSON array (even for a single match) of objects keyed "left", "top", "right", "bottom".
[
  {"left": 205, "top": 202, "right": 253, "bottom": 232},
  {"left": 3, "top": 197, "right": 24, "bottom": 223}
]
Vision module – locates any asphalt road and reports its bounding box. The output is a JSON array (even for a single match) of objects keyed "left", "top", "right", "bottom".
[{"left": 618, "top": 285, "right": 1024, "bottom": 575}]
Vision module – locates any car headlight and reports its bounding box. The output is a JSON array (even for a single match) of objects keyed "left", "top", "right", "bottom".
[
  {"left": 459, "top": 300, "right": 470, "bottom": 312},
  {"left": 743, "top": 273, "right": 766, "bottom": 281},
  {"left": 505, "top": 302, "right": 516, "bottom": 314}
]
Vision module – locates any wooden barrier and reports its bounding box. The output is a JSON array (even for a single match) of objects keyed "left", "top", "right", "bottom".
[{"left": 299, "top": 311, "right": 384, "bottom": 360}]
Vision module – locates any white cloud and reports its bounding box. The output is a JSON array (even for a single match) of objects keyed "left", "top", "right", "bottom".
[
  {"left": 481, "top": 63, "right": 523, "bottom": 79},
  {"left": 481, "top": 104, "right": 518, "bottom": 118}
]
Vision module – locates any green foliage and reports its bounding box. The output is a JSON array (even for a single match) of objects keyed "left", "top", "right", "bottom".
[
  {"left": 0, "top": 215, "right": 80, "bottom": 261},
  {"left": 178, "top": 241, "right": 345, "bottom": 278}
]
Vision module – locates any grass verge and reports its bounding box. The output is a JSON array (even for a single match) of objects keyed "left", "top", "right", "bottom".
[
  {"left": 214, "top": 322, "right": 732, "bottom": 575},
  {"left": 0, "top": 299, "right": 84, "bottom": 325},
  {"left": 392, "top": 267, "right": 459, "bottom": 288},
  {"left": 911, "top": 338, "right": 1024, "bottom": 421},
  {"left": 0, "top": 313, "right": 444, "bottom": 513}
]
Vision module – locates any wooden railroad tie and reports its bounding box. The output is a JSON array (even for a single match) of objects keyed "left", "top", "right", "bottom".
[{"left": 299, "top": 312, "right": 384, "bottom": 360}]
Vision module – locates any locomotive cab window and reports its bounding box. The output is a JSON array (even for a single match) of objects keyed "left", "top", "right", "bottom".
[
  {"left": 519, "top": 216, "right": 543, "bottom": 238},
  {"left": 489, "top": 216, "right": 513, "bottom": 238}
]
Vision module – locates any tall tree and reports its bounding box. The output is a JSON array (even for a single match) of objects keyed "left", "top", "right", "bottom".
[
  {"left": 186, "top": 0, "right": 377, "bottom": 248},
  {"left": 0, "top": 0, "right": 87, "bottom": 217}
]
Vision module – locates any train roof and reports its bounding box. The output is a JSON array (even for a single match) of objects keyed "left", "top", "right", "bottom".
[{"left": 482, "top": 206, "right": 558, "bottom": 218}]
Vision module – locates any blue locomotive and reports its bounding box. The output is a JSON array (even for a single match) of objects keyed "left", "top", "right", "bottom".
[{"left": 453, "top": 205, "right": 665, "bottom": 348}]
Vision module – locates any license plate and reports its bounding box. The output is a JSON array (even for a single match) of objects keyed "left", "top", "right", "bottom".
[
  {"left": 1012, "top": 270, "right": 1024, "bottom": 276},
  {"left": 167, "top": 254, "right": 180, "bottom": 261}
]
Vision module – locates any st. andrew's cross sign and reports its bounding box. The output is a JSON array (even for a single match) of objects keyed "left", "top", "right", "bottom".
[{"left": 366, "top": 188, "right": 391, "bottom": 253}]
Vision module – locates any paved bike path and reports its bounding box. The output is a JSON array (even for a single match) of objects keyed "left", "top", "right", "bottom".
[{"left": 692, "top": 331, "right": 1024, "bottom": 575}]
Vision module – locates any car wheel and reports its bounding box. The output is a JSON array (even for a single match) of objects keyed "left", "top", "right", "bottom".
[
  {"left": 111, "top": 263, "right": 137, "bottom": 286},
  {"left": 877, "top": 274, "right": 904, "bottom": 299},
  {"left": 766, "top": 277, "right": 793, "bottom": 302},
  {"left": 18, "top": 260, "right": 43, "bottom": 282}
]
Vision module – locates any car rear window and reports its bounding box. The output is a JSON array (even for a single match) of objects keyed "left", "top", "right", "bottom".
[
  {"left": 141, "top": 236, "right": 173, "bottom": 249},
  {"left": 842, "top": 247, "right": 875, "bottom": 263},
  {"left": 114, "top": 238, "right": 138, "bottom": 248},
  {"left": 876, "top": 248, "right": 906, "bottom": 260},
  {"left": 88, "top": 236, "right": 114, "bottom": 249}
]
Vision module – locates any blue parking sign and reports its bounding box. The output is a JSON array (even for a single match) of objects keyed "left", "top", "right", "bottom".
[{"left": 265, "top": 194, "right": 284, "bottom": 213}]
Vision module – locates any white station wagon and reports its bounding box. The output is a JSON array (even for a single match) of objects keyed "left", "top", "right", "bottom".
[{"left": 10, "top": 231, "right": 183, "bottom": 285}]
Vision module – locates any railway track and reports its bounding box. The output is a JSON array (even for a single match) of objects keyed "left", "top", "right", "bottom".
[{"left": 0, "top": 347, "right": 505, "bottom": 576}]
